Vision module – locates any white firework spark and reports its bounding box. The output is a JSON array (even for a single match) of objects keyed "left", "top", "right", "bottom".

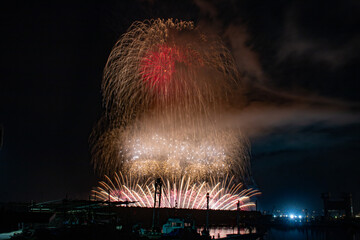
[
  {"left": 93, "top": 172, "right": 260, "bottom": 211},
  {"left": 91, "top": 19, "right": 252, "bottom": 184}
]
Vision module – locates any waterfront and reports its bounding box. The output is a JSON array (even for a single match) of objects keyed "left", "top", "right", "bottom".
[
  {"left": 265, "top": 227, "right": 360, "bottom": 240},
  {"left": 201, "top": 226, "right": 360, "bottom": 240},
  {"left": 1, "top": 220, "right": 360, "bottom": 239},
  {"left": 198, "top": 227, "right": 256, "bottom": 239},
  {"left": 2, "top": 2, "right": 360, "bottom": 240}
]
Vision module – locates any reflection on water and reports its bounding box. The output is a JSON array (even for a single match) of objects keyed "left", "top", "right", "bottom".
[
  {"left": 265, "top": 227, "right": 360, "bottom": 240},
  {"left": 197, "top": 227, "right": 360, "bottom": 240},
  {"left": 197, "top": 227, "right": 255, "bottom": 239}
]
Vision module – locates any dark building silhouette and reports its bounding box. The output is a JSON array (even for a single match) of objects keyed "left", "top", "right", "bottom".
[{"left": 321, "top": 192, "right": 353, "bottom": 218}]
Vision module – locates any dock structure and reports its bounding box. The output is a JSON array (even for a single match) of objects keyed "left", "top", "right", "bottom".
[{"left": 27, "top": 199, "right": 263, "bottom": 228}]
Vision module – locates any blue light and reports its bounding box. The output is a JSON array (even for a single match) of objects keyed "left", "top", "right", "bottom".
[
  {"left": 290, "top": 214, "right": 294, "bottom": 219},
  {"left": 298, "top": 215, "right": 302, "bottom": 219}
]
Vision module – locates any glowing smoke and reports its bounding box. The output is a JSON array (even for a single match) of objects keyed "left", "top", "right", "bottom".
[{"left": 91, "top": 19, "right": 251, "bottom": 182}]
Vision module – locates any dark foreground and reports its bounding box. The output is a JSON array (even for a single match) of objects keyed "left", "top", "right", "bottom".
[{"left": 1, "top": 201, "right": 360, "bottom": 240}]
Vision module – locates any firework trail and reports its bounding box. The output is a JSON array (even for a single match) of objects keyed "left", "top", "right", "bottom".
[
  {"left": 92, "top": 172, "right": 260, "bottom": 210},
  {"left": 101, "top": 19, "right": 238, "bottom": 123},
  {"left": 91, "top": 19, "right": 251, "bottom": 182}
]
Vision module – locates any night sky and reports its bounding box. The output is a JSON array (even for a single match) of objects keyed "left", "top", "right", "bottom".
[{"left": 1, "top": 1, "right": 359, "bottom": 213}]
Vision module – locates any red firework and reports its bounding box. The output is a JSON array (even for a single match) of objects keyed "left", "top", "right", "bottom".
[{"left": 140, "top": 45, "right": 180, "bottom": 92}]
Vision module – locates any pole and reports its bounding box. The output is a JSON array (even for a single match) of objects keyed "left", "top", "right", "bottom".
[
  {"left": 157, "top": 179, "right": 162, "bottom": 231},
  {"left": 88, "top": 195, "right": 91, "bottom": 224},
  {"left": 206, "top": 193, "right": 209, "bottom": 234},
  {"left": 108, "top": 188, "right": 111, "bottom": 223},
  {"left": 152, "top": 180, "right": 157, "bottom": 231},
  {"left": 237, "top": 200, "right": 240, "bottom": 234}
]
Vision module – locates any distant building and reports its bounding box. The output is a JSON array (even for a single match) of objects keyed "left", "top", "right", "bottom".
[{"left": 321, "top": 192, "right": 353, "bottom": 219}]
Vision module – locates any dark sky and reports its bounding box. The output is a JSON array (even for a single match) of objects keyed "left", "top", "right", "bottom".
[{"left": 1, "top": 1, "right": 359, "bottom": 213}]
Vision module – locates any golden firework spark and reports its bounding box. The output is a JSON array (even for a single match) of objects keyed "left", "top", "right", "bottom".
[
  {"left": 91, "top": 19, "right": 251, "bottom": 182},
  {"left": 93, "top": 172, "right": 260, "bottom": 210}
]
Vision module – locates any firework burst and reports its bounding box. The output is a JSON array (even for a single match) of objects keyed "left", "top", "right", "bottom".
[
  {"left": 92, "top": 172, "right": 260, "bottom": 210},
  {"left": 91, "top": 19, "right": 251, "bottom": 181},
  {"left": 101, "top": 19, "right": 238, "bottom": 122}
]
